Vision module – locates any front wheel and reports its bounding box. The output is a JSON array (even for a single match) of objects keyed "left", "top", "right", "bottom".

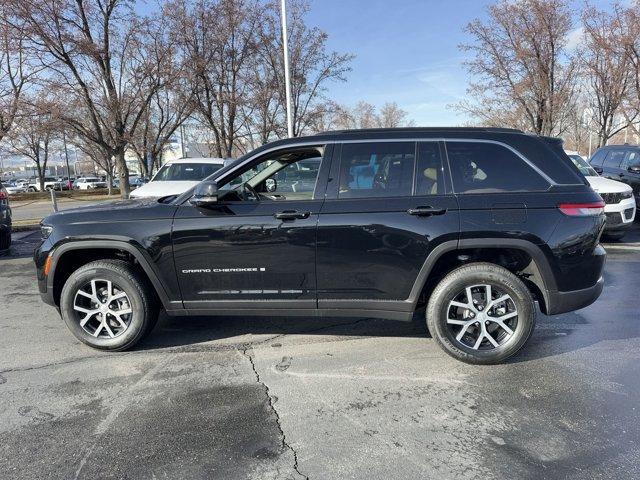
[
  {"left": 60, "top": 260, "right": 158, "bottom": 351},
  {"left": 426, "top": 263, "right": 536, "bottom": 365}
]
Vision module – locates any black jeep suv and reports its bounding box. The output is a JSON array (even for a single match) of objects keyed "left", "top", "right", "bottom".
[
  {"left": 589, "top": 144, "right": 640, "bottom": 208},
  {"left": 35, "top": 128, "right": 606, "bottom": 364}
]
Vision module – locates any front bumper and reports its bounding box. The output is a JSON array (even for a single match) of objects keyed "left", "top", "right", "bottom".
[{"left": 603, "top": 197, "right": 636, "bottom": 231}]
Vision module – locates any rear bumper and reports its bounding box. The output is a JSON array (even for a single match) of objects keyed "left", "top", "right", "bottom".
[{"left": 545, "top": 276, "right": 604, "bottom": 315}]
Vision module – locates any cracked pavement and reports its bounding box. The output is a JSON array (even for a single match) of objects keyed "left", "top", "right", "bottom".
[{"left": 1, "top": 230, "right": 640, "bottom": 479}]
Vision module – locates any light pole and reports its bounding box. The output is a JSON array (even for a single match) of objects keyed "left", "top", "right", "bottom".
[{"left": 281, "top": 0, "right": 294, "bottom": 138}]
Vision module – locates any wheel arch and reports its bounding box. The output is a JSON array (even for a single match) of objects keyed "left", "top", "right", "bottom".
[
  {"left": 48, "top": 240, "right": 172, "bottom": 310},
  {"left": 409, "top": 239, "right": 556, "bottom": 314}
]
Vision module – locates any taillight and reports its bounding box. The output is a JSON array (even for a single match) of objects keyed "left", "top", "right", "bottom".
[
  {"left": 558, "top": 201, "right": 605, "bottom": 217},
  {"left": 0, "top": 189, "right": 7, "bottom": 200}
]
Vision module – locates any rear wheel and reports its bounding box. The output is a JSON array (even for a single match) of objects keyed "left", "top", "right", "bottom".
[
  {"left": 60, "top": 260, "right": 158, "bottom": 351},
  {"left": 426, "top": 263, "right": 536, "bottom": 365}
]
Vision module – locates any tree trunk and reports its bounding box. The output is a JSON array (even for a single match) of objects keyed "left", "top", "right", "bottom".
[
  {"left": 107, "top": 170, "right": 113, "bottom": 196},
  {"left": 116, "top": 150, "right": 131, "bottom": 199},
  {"left": 37, "top": 163, "right": 45, "bottom": 191},
  {"left": 138, "top": 154, "right": 149, "bottom": 179}
]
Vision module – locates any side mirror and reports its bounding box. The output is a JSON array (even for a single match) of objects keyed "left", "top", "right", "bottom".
[
  {"left": 593, "top": 165, "right": 603, "bottom": 174},
  {"left": 628, "top": 164, "right": 640, "bottom": 174},
  {"left": 265, "top": 178, "right": 277, "bottom": 193},
  {"left": 189, "top": 181, "right": 218, "bottom": 207}
]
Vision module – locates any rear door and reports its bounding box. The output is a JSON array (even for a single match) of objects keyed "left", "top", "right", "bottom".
[
  {"left": 316, "top": 140, "right": 459, "bottom": 312},
  {"left": 445, "top": 140, "right": 558, "bottom": 244}
]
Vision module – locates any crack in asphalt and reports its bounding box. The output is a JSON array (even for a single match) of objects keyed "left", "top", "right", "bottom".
[
  {"left": 1, "top": 318, "right": 374, "bottom": 375},
  {"left": 240, "top": 345, "right": 309, "bottom": 480}
]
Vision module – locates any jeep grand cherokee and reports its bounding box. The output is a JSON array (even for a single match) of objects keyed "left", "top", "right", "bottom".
[{"left": 35, "top": 128, "right": 606, "bottom": 364}]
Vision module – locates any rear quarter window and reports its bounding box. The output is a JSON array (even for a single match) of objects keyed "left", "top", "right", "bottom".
[{"left": 446, "top": 141, "right": 550, "bottom": 193}]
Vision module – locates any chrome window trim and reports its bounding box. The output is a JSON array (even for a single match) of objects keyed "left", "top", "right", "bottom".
[{"left": 181, "top": 136, "right": 574, "bottom": 204}]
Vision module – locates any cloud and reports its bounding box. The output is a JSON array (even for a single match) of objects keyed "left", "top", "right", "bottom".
[{"left": 566, "top": 26, "right": 584, "bottom": 52}]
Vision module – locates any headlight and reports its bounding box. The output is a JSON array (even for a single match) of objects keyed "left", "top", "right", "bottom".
[
  {"left": 41, "top": 225, "right": 53, "bottom": 240},
  {"left": 622, "top": 191, "right": 633, "bottom": 199}
]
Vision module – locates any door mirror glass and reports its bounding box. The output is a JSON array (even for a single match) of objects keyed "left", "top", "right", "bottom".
[
  {"left": 593, "top": 165, "right": 603, "bottom": 174},
  {"left": 265, "top": 178, "right": 277, "bottom": 193},
  {"left": 189, "top": 181, "right": 218, "bottom": 207}
]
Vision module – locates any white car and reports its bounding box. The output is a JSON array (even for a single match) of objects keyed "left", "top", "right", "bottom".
[
  {"left": 568, "top": 153, "right": 636, "bottom": 240},
  {"left": 4, "top": 183, "right": 28, "bottom": 194},
  {"left": 130, "top": 158, "right": 231, "bottom": 198},
  {"left": 75, "top": 177, "right": 107, "bottom": 190},
  {"left": 27, "top": 177, "right": 64, "bottom": 191}
]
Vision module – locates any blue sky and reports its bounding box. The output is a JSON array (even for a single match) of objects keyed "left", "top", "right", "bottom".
[
  {"left": 305, "top": 0, "right": 614, "bottom": 126},
  {"left": 306, "top": 0, "right": 497, "bottom": 125}
]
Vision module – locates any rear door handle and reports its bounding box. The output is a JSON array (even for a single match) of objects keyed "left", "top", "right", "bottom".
[
  {"left": 407, "top": 206, "right": 447, "bottom": 216},
  {"left": 274, "top": 210, "right": 311, "bottom": 220}
]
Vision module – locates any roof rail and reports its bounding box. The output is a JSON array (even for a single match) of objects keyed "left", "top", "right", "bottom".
[{"left": 319, "top": 127, "right": 524, "bottom": 135}]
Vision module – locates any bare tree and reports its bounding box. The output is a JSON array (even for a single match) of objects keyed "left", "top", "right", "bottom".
[
  {"left": 378, "top": 102, "right": 414, "bottom": 128},
  {"left": 11, "top": 0, "right": 169, "bottom": 198},
  {"left": 7, "top": 96, "right": 59, "bottom": 190},
  {"left": 457, "top": 0, "right": 577, "bottom": 136},
  {"left": 73, "top": 137, "right": 116, "bottom": 194},
  {"left": 615, "top": 2, "right": 640, "bottom": 125},
  {"left": 168, "top": 0, "right": 262, "bottom": 158},
  {"left": 130, "top": 14, "right": 194, "bottom": 176},
  {"left": 0, "top": 10, "right": 37, "bottom": 143},
  {"left": 322, "top": 101, "right": 413, "bottom": 131},
  {"left": 261, "top": 0, "right": 353, "bottom": 137},
  {"left": 580, "top": 6, "right": 635, "bottom": 147}
]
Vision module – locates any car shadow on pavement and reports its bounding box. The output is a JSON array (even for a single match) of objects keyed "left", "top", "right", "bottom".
[
  {"left": 138, "top": 309, "right": 431, "bottom": 351},
  {"left": 0, "top": 230, "right": 40, "bottom": 260}
]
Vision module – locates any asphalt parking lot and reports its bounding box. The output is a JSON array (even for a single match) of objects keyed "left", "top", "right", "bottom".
[{"left": 1, "top": 227, "right": 639, "bottom": 479}]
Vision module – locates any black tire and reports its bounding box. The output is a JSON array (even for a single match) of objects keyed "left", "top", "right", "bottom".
[
  {"left": 602, "top": 231, "right": 625, "bottom": 241},
  {"left": 60, "top": 259, "right": 159, "bottom": 351},
  {"left": 426, "top": 262, "right": 536, "bottom": 365},
  {"left": 0, "top": 230, "right": 10, "bottom": 250}
]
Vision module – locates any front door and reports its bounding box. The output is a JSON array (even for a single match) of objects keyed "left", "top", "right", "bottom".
[
  {"left": 172, "top": 145, "right": 331, "bottom": 311},
  {"left": 316, "top": 141, "right": 460, "bottom": 313}
]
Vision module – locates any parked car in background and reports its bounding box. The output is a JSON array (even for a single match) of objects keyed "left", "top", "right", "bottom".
[
  {"left": 27, "top": 177, "right": 65, "bottom": 191},
  {"left": 589, "top": 145, "right": 640, "bottom": 208},
  {"left": 74, "top": 177, "right": 107, "bottom": 190},
  {"left": 0, "top": 182, "right": 12, "bottom": 250},
  {"left": 4, "top": 181, "right": 28, "bottom": 194},
  {"left": 113, "top": 176, "right": 147, "bottom": 190},
  {"left": 568, "top": 153, "right": 635, "bottom": 240},
  {"left": 130, "top": 158, "right": 231, "bottom": 198}
]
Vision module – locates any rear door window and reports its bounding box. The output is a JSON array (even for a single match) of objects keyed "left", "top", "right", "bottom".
[
  {"left": 446, "top": 141, "right": 549, "bottom": 193},
  {"left": 603, "top": 150, "right": 626, "bottom": 169},
  {"left": 338, "top": 142, "right": 416, "bottom": 198},
  {"left": 621, "top": 151, "right": 640, "bottom": 170}
]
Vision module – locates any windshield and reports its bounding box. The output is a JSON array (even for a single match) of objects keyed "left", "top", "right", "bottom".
[
  {"left": 569, "top": 155, "right": 598, "bottom": 176},
  {"left": 153, "top": 162, "right": 223, "bottom": 182}
]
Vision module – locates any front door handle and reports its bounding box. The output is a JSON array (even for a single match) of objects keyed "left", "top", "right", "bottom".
[
  {"left": 407, "top": 206, "right": 447, "bottom": 216},
  {"left": 275, "top": 210, "right": 311, "bottom": 220},
  {"left": 619, "top": 173, "right": 625, "bottom": 177}
]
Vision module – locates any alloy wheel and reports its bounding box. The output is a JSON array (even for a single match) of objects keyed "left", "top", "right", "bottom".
[
  {"left": 72, "top": 279, "right": 133, "bottom": 338},
  {"left": 446, "top": 284, "right": 518, "bottom": 350}
]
